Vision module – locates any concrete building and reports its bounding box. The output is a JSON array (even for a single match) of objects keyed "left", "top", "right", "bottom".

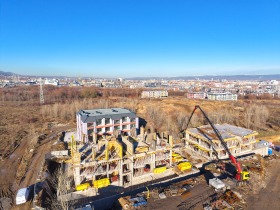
[
  {"left": 70, "top": 130, "right": 198, "bottom": 189},
  {"left": 44, "top": 78, "right": 59, "bottom": 86},
  {"left": 76, "top": 108, "right": 139, "bottom": 143},
  {"left": 184, "top": 124, "right": 258, "bottom": 160},
  {"left": 187, "top": 92, "right": 206, "bottom": 99},
  {"left": 68, "top": 108, "right": 263, "bottom": 196},
  {"left": 141, "top": 90, "right": 168, "bottom": 98},
  {"left": 207, "top": 92, "right": 238, "bottom": 101}
]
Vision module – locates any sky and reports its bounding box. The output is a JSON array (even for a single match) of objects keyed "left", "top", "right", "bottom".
[{"left": 0, "top": 0, "right": 280, "bottom": 78}]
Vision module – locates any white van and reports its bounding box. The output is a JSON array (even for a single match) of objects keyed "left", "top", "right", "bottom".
[{"left": 16, "top": 187, "right": 30, "bottom": 205}]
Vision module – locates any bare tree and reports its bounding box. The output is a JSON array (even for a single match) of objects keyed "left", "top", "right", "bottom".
[
  {"left": 147, "top": 105, "right": 164, "bottom": 130},
  {"left": 176, "top": 112, "right": 188, "bottom": 132},
  {"left": 44, "top": 166, "right": 73, "bottom": 210},
  {"left": 244, "top": 104, "right": 269, "bottom": 129}
]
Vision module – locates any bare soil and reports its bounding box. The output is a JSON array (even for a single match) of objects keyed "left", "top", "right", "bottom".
[
  {"left": 0, "top": 102, "right": 73, "bottom": 209},
  {"left": 247, "top": 157, "right": 280, "bottom": 210},
  {"left": 0, "top": 97, "right": 280, "bottom": 209}
]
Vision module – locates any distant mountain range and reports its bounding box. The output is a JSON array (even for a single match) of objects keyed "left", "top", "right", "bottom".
[
  {"left": 127, "top": 74, "right": 280, "bottom": 81},
  {"left": 0, "top": 70, "right": 16, "bottom": 76},
  {"left": 1, "top": 70, "right": 280, "bottom": 80}
]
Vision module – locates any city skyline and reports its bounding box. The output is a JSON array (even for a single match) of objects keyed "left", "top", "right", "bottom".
[{"left": 0, "top": 0, "right": 280, "bottom": 77}]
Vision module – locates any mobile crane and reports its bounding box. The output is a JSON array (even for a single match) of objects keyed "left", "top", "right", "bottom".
[{"left": 185, "top": 105, "right": 250, "bottom": 182}]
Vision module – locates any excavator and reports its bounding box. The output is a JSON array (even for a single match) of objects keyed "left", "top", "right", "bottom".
[{"left": 185, "top": 105, "right": 250, "bottom": 182}]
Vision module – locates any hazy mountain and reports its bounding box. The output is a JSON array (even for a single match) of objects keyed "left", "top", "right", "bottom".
[
  {"left": 0, "top": 70, "right": 16, "bottom": 76},
  {"left": 127, "top": 74, "right": 280, "bottom": 81}
]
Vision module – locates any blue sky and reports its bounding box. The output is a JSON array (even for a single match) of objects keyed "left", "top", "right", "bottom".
[{"left": 0, "top": 0, "right": 280, "bottom": 77}]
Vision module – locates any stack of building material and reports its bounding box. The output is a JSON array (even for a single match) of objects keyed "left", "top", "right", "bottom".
[
  {"left": 150, "top": 188, "right": 159, "bottom": 199},
  {"left": 135, "top": 146, "right": 149, "bottom": 153},
  {"left": 172, "top": 153, "right": 184, "bottom": 162},
  {"left": 93, "top": 178, "right": 110, "bottom": 189},
  {"left": 158, "top": 192, "right": 167, "bottom": 199},
  {"left": 220, "top": 190, "right": 240, "bottom": 205},
  {"left": 118, "top": 197, "right": 132, "bottom": 210},
  {"left": 75, "top": 183, "right": 91, "bottom": 191},
  {"left": 129, "top": 197, "right": 147, "bottom": 207},
  {"left": 177, "top": 162, "right": 192, "bottom": 171},
  {"left": 153, "top": 166, "right": 167, "bottom": 174}
]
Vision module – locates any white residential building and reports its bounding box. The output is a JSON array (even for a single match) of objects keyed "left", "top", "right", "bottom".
[
  {"left": 141, "top": 90, "right": 168, "bottom": 98},
  {"left": 76, "top": 108, "right": 139, "bottom": 143}
]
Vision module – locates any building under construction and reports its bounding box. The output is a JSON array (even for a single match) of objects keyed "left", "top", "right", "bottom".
[
  {"left": 70, "top": 130, "right": 196, "bottom": 189},
  {"left": 67, "top": 108, "right": 267, "bottom": 193},
  {"left": 184, "top": 123, "right": 259, "bottom": 160}
]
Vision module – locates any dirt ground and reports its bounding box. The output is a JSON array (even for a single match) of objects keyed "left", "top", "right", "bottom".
[
  {"left": 247, "top": 157, "right": 280, "bottom": 210},
  {"left": 0, "top": 102, "right": 74, "bottom": 210},
  {"left": 258, "top": 135, "right": 280, "bottom": 144},
  {"left": 1, "top": 97, "right": 280, "bottom": 210}
]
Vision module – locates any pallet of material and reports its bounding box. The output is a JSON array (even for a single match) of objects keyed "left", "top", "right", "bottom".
[
  {"left": 118, "top": 196, "right": 132, "bottom": 210},
  {"left": 173, "top": 166, "right": 192, "bottom": 175}
]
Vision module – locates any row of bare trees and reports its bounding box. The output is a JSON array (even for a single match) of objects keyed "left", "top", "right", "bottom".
[
  {"left": 145, "top": 103, "right": 270, "bottom": 133},
  {"left": 244, "top": 104, "right": 270, "bottom": 130},
  {"left": 40, "top": 97, "right": 141, "bottom": 122},
  {"left": 0, "top": 86, "right": 143, "bottom": 103},
  {"left": 40, "top": 97, "right": 271, "bottom": 132}
]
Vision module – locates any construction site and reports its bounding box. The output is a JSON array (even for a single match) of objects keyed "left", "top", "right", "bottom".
[
  {"left": 1, "top": 98, "right": 280, "bottom": 210},
  {"left": 28, "top": 106, "right": 277, "bottom": 210}
]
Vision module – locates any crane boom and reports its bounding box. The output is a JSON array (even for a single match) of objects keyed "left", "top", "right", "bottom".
[{"left": 185, "top": 105, "right": 248, "bottom": 181}]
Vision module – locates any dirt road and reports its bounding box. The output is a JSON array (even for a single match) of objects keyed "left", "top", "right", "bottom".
[{"left": 247, "top": 158, "right": 280, "bottom": 210}]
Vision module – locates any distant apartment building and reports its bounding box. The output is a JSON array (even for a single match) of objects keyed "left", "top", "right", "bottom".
[
  {"left": 44, "top": 78, "right": 59, "bottom": 86},
  {"left": 141, "top": 90, "right": 168, "bottom": 98},
  {"left": 77, "top": 108, "right": 139, "bottom": 143},
  {"left": 207, "top": 92, "right": 238, "bottom": 101},
  {"left": 187, "top": 92, "right": 206, "bottom": 99}
]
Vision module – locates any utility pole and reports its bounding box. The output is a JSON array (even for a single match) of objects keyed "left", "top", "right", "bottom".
[{"left": 39, "top": 78, "right": 44, "bottom": 104}]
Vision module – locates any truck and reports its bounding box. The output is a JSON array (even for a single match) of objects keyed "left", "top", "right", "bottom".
[{"left": 16, "top": 187, "right": 30, "bottom": 205}]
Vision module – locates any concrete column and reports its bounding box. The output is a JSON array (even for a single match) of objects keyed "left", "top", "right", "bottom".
[
  {"left": 74, "top": 167, "right": 81, "bottom": 186},
  {"left": 250, "top": 143, "right": 253, "bottom": 150},
  {"left": 131, "top": 158, "right": 135, "bottom": 178},
  {"left": 92, "top": 173, "right": 96, "bottom": 182},
  {"left": 170, "top": 149, "right": 172, "bottom": 165},
  {"left": 119, "top": 159, "right": 123, "bottom": 187},
  {"left": 140, "top": 126, "right": 145, "bottom": 136},
  {"left": 106, "top": 162, "right": 109, "bottom": 178},
  {"left": 151, "top": 153, "right": 156, "bottom": 171}
]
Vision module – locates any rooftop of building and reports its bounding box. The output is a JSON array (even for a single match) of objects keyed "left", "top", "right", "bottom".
[
  {"left": 78, "top": 108, "right": 137, "bottom": 123},
  {"left": 187, "top": 123, "right": 257, "bottom": 141}
]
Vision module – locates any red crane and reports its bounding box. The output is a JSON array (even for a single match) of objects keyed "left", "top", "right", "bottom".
[{"left": 185, "top": 105, "right": 249, "bottom": 182}]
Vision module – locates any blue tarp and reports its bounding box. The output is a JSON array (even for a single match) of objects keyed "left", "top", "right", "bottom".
[{"left": 130, "top": 197, "right": 147, "bottom": 207}]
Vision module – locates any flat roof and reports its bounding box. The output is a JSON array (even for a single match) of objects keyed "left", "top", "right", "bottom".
[
  {"left": 78, "top": 108, "right": 137, "bottom": 123},
  {"left": 187, "top": 123, "right": 257, "bottom": 141}
]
